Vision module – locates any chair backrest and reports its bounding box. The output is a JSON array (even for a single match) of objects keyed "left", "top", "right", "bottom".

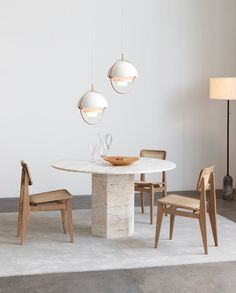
[
  {"left": 140, "top": 149, "right": 167, "bottom": 182},
  {"left": 140, "top": 149, "right": 166, "bottom": 160},
  {"left": 21, "top": 161, "right": 33, "bottom": 186},
  {"left": 196, "top": 165, "right": 215, "bottom": 192},
  {"left": 20, "top": 161, "right": 33, "bottom": 202},
  {"left": 196, "top": 166, "right": 216, "bottom": 213}
]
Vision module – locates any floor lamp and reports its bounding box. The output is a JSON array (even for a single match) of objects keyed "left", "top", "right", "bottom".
[{"left": 210, "top": 77, "right": 236, "bottom": 200}]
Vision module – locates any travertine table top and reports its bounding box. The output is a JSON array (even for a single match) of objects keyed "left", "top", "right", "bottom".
[{"left": 52, "top": 158, "right": 176, "bottom": 175}]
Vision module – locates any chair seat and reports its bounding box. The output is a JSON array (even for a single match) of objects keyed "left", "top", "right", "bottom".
[
  {"left": 30, "top": 189, "right": 72, "bottom": 204},
  {"left": 158, "top": 194, "right": 200, "bottom": 210}
]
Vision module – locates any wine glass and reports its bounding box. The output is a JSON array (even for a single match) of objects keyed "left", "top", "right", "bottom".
[{"left": 89, "top": 143, "right": 97, "bottom": 161}]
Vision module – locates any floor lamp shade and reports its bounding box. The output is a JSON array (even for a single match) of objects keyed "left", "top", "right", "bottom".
[
  {"left": 210, "top": 78, "right": 236, "bottom": 100},
  {"left": 209, "top": 77, "right": 236, "bottom": 200}
]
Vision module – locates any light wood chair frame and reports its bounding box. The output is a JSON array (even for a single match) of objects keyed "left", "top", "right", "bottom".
[
  {"left": 154, "top": 166, "right": 218, "bottom": 254},
  {"left": 17, "top": 161, "right": 74, "bottom": 244},
  {"left": 135, "top": 149, "right": 167, "bottom": 224}
]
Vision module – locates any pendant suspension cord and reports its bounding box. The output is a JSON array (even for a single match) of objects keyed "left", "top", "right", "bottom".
[
  {"left": 90, "top": 11, "right": 94, "bottom": 91},
  {"left": 227, "top": 100, "right": 230, "bottom": 176},
  {"left": 121, "top": 0, "right": 124, "bottom": 58}
]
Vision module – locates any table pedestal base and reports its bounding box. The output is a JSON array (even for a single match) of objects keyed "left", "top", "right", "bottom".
[{"left": 91, "top": 174, "right": 134, "bottom": 239}]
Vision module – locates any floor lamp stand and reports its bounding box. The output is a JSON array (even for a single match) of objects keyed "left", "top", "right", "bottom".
[{"left": 223, "top": 100, "right": 233, "bottom": 200}]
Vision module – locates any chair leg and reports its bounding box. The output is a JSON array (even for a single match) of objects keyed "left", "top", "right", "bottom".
[
  {"left": 26, "top": 201, "right": 30, "bottom": 225},
  {"left": 17, "top": 200, "right": 23, "bottom": 237},
  {"left": 61, "top": 207, "right": 68, "bottom": 234},
  {"left": 150, "top": 187, "right": 154, "bottom": 224},
  {"left": 162, "top": 188, "right": 168, "bottom": 216},
  {"left": 20, "top": 201, "right": 29, "bottom": 245},
  {"left": 163, "top": 187, "right": 167, "bottom": 198},
  {"left": 154, "top": 204, "right": 164, "bottom": 248},
  {"left": 199, "top": 212, "right": 208, "bottom": 254},
  {"left": 209, "top": 209, "right": 218, "bottom": 247},
  {"left": 140, "top": 192, "right": 145, "bottom": 214},
  {"left": 66, "top": 199, "right": 74, "bottom": 243},
  {"left": 169, "top": 214, "right": 175, "bottom": 240}
]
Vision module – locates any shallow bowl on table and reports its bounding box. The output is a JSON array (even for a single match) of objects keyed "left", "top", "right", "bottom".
[{"left": 103, "top": 156, "right": 140, "bottom": 166}]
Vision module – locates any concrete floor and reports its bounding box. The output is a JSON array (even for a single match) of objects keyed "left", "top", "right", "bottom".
[
  {"left": 0, "top": 191, "right": 235, "bottom": 293},
  {"left": 0, "top": 261, "right": 236, "bottom": 293}
]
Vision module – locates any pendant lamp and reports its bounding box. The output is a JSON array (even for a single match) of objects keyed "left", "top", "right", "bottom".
[
  {"left": 78, "top": 85, "right": 108, "bottom": 125},
  {"left": 108, "top": 0, "right": 138, "bottom": 94},
  {"left": 77, "top": 4, "right": 108, "bottom": 126},
  {"left": 108, "top": 54, "right": 138, "bottom": 94}
]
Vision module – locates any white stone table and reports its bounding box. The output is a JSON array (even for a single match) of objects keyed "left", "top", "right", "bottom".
[{"left": 52, "top": 158, "right": 176, "bottom": 239}]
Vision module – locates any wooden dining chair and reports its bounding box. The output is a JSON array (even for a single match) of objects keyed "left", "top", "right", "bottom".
[
  {"left": 134, "top": 149, "right": 167, "bottom": 224},
  {"left": 154, "top": 166, "right": 218, "bottom": 254},
  {"left": 17, "top": 161, "right": 74, "bottom": 244}
]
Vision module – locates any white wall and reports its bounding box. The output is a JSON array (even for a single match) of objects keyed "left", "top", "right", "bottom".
[{"left": 1, "top": 0, "right": 236, "bottom": 197}]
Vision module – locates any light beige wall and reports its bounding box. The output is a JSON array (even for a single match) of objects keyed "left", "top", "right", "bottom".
[{"left": 0, "top": 0, "right": 236, "bottom": 196}]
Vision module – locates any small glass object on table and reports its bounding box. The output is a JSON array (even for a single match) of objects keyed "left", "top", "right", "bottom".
[
  {"left": 98, "top": 133, "right": 112, "bottom": 158},
  {"left": 89, "top": 143, "right": 97, "bottom": 161},
  {"left": 99, "top": 143, "right": 109, "bottom": 158},
  {"left": 105, "top": 133, "right": 112, "bottom": 153}
]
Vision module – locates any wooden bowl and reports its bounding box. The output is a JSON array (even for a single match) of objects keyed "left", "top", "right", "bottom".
[{"left": 103, "top": 156, "right": 140, "bottom": 166}]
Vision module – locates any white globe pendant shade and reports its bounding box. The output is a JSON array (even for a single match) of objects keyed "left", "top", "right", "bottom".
[
  {"left": 78, "top": 87, "right": 108, "bottom": 125},
  {"left": 108, "top": 55, "right": 138, "bottom": 94}
]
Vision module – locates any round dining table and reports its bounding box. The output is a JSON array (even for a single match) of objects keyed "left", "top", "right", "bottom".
[{"left": 52, "top": 158, "right": 176, "bottom": 239}]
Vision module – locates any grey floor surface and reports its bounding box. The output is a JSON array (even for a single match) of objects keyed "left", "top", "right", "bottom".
[
  {"left": 0, "top": 191, "right": 235, "bottom": 293},
  {"left": 0, "top": 262, "right": 236, "bottom": 293}
]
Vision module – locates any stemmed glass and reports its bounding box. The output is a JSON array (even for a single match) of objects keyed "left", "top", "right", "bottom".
[{"left": 89, "top": 143, "right": 97, "bottom": 161}]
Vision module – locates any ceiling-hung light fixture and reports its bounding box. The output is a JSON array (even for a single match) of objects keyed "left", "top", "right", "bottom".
[
  {"left": 108, "top": 54, "right": 138, "bottom": 94},
  {"left": 108, "top": 2, "right": 138, "bottom": 94},
  {"left": 77, "top": 2, "right": 108, "bottom": 125},
  {"left": 78, "top": 84, "right": 108, "bottom": 125}
]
